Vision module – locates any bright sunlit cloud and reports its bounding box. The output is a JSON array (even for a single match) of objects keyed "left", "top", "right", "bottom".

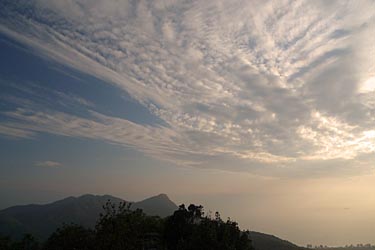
[{"left": 360, "top": 76, "right": 375, "bottom": 93}]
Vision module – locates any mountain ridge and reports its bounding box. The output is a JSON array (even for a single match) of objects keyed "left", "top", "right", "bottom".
[
  {"left": 0, "top": 193, "right": 178, "bottom": 240},
  {"left": 0, "top": 194, "right": 305, "bottom": 250}
]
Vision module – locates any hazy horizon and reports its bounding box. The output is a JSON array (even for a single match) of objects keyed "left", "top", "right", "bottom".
[
  {"left": 0, "top": 0, "right": 374, "bottom": 247},
  {"left": 1, "top": 174, "right": 375, "bottom": 247}
]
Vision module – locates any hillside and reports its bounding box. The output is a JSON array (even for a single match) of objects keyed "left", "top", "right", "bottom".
[{"left": 249, "top": 231, "right": 304, "bottom": 250}]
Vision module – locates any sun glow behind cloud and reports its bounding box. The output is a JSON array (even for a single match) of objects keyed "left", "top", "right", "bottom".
[{"left": 360, "top": 77, "right": 375, "bottom": 93}]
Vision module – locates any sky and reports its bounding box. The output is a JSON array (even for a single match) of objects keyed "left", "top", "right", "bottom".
[{"left": 0, "top": 0, "right": 374, "bottom": 246}]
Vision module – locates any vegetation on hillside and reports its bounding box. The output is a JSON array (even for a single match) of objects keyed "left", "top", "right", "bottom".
[{"left": 0, "top": 201, "right": 254, "bottom": 250}]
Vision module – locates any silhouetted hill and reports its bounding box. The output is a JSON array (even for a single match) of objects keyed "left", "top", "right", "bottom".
[
  {"left": 132, "top": 193, "right": 177, "bottom": 218},
  {"left": 250, "top": 231, "right": 304, "bottom": 250},
  {"left": 0, "top": 194, "right": 177, "bottom": 240},
  {"left": 0, "top": 195, "right": 307, "bottom": 250}
]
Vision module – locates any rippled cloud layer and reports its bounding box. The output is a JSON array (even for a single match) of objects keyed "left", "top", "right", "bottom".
[{"left": 0, "top": 0, "right": 374, "bottom": 176}]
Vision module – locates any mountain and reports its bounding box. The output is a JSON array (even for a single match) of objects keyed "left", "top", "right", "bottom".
[
  {"left": 0, "top": 194, "right": 306, "bottom": 250},
  {"left": 0, "top": 194, "right": 178, "bottom": 240},
  {"left": 249, "top": 231, "right": 305, "bottom": 250},
  {"left": 132, "top": 193, "right": 178, "bottom": 218}
]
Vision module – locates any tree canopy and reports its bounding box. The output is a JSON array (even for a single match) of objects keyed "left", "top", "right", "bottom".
[{"left": 0, "top": 201, "right": 254, "bottom": 250}]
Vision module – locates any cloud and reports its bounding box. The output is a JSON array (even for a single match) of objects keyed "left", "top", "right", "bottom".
[
  {"left": 0, "top": 0, "right": 374, "bottom": 176},
  {"left": 35, "top": 161, "right": 62, "bottom": 167},
  {"left": 0, "top": 124, "right": 35, "bottom": 139},
  {"left": 2, "top": 107, "right": 194, "bottom": 165}
]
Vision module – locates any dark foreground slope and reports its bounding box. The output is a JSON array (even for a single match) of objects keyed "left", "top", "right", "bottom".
[
  {"left": 0, "top": 194, "right": 177, "bottom": 240},
  {"left": 250, "top": 231, "right": 304, "bottom": 250}
]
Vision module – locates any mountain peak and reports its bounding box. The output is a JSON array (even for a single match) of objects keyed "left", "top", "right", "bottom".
[
  {"left": 77, "top": 194, "right": 118, "bottom": 200},
  {"left": 132, "top": 193, "right": 178, "bottom": 217},
  {"left": 153, "top": 193, "right": 170, "bottom": 200}
]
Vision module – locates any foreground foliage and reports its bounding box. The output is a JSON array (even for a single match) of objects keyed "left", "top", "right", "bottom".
[{"left": 1, "top": 202, "right": 253, "bottom": 250}]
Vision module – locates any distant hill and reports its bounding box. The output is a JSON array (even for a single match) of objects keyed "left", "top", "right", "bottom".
[
  {"left": 0, "top": 194, "right": 178, "bottom": 240},
  {"left": 249, "top": 231, "right": 304, "bottom": 250},
  {"left": 132, "top": 193, "right": 178, "bottom": 218}
]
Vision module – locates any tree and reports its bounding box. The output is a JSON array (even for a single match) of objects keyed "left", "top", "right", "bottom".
[
  {"left": 43, "top": 224, "right": 94, "bottom": 250},
  {"left": 17, "top": 200, "right": 253, "bottom": 250},
  {"left": 12, "top": 234, "right": 40, "bottom": 250},
  {"left": 0, "top": 234, "right": 13, "bottom": 250},
  {"left": 95, "top": 200, "right": 163, "bottom": 250},
  {"left": 164, "top": 204, "right": 253, "bottom": 250}
]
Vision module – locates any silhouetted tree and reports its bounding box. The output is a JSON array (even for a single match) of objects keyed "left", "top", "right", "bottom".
[
  {"left": 7, "top": 200, "right": 253, "bottom": 250},
  {"left": 164, "top": 204, "right": 253, "bottom": 250},
  {"left": 95, "top": 200, "right": 163, "bottom": 250},
  {"left": 43, "top": 224, "right": 94, "bottom": 250},
  {"left": 12, "top": 234, "right": 40, "bottom": 250},
  {"left": 0, "top": 234, "right": 13, "bottom": 250}
]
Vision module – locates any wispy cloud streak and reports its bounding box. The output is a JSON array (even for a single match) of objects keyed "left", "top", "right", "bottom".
[{"left": 35, "top": 161, "right": 62, "bottom": 167}]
